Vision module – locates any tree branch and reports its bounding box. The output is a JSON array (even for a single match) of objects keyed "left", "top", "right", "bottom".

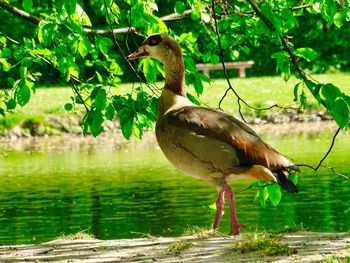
[
  {"left": 248, "top": 0, "right": 329, "bottom": 110},
  {"left": 84, "top": 27, "right": 140, "bottom": 36},
  {"left": 297, "top": 127, "right": 341, "bottom": 171},
  {"left": 211, "top": 1, "right": 300, "bottom": 122},
  {"left": 161, "top": 9, "right": 194, "bottom": 21},
  {"left": 232, "top": 4, "right": 313, "bottom": 16},
  {"left": 246, "top": 0, "right": 346, "bottom": 180},
  {"left": 0, "top": 0, "right": 192, "bottom": 36},
  {"left": 0, "top": 0, "right": 41, "bottom": 25}
]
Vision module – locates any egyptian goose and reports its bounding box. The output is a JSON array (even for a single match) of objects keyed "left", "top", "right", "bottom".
[{"left": 128, "top": 34, "right": 299, "bottom": 235}]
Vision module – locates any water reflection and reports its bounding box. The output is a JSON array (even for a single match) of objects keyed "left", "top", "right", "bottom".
[{"left": 0, "top": 132, "right": 349, "bottom": 244}]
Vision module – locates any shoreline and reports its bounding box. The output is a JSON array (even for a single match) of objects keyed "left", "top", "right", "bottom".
[{"left": 0, "top": 120, "right": 340, "bottom": 151}]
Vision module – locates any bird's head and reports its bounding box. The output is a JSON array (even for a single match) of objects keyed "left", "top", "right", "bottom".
[{"left": 127, "top": 34, "right": 182, "bottom": 63}]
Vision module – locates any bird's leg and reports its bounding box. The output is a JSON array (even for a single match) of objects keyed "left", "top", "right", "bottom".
[
  {"left": 212, "top": 187, "right": 225, "bottom": 231},
  {"left": 222, "top": 184, "right": 244, "bottom": 236}
]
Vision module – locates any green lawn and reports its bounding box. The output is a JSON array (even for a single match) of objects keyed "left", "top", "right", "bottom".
[
  {"left": 13, "top": 72, "right": 350, "bottom": 118},
  {"left": 1, "top": 72, "right": 349, "bottom": 135},
  {"left": 199, "top": 73, "right": 350, "bottom": 115}
]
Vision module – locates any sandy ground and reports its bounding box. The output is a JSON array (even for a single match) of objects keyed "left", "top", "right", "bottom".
[{"left": 0, "top": 231, "right": 349, "bottom": 262}]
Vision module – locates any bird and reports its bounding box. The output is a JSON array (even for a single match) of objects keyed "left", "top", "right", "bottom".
[{"left": 127, "top": 34, "right": 299, "bottom": 235}]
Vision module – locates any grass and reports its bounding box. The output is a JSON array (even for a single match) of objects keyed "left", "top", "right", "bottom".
[
  {"left": 200, "top": 73, "right": 350, "bottom": 116},
  {"left": 230, "top": 233, "right": 296, "bottom": 257},
  {"left": 167, "top": 240, "right": 193, "bottom": 253},
  {"left": 320, "top": 257, "right": 350, "bottom": 263},
  {"left": 14, "top": 73, "right": 350, "bottom": 117},
  {"left": 130, "top": 231, "right": 159, "bottom": 240},
  {"left": 183, "top": 225, "right": 223, "bottom": 239},
  {"left": 58, "top": 231, "right": 95, "bottom": 240},
  {"left": 1, "top": 73, "right": 349, "bottom": 136}
]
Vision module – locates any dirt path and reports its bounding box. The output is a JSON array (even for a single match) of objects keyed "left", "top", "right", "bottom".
[{"left": 1, "top": 231, "right": 349, "bottom": 262}]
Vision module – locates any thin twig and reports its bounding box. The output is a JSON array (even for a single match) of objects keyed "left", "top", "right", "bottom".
[
  {"left": 231, "top": 3, "right": 313, "bottom": 16},
  {"left": 297, "top": 127, "right": 341, "bottom": 171},
  {"left": 211, "top": 1, "right": 245, "bottom": 120},
  {"left": 102, "top": 0, "right": 161, "bottom": 97},
  {"left": 70, "top": 80, "right": 89, "bottom": 112},
  {"left": 248, "top": 0, "right": 328, "bottom": 108},
  {"left": 211, "top": 1, "right": 300, "bottom": 122},
  {"left": 245, "top": 0, "right": 346, "bottom": 181},
  {"left": 236, "top": 182, "right": 275, "bottom": 194}
]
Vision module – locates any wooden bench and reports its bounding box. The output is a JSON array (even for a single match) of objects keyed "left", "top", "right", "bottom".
[{"left": 196, "top": 61, "right": 255, "bottom": 78}]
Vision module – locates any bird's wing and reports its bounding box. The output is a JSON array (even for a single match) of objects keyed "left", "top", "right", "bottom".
[{"left": 165, "top": 106, "right": 298, "bottom": 172}]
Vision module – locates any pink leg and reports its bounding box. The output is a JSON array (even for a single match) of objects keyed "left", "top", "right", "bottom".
[
  {"left": 222, "top": 184, "right": 244, "bottom": 235},
  {"left": 212, "top": 188, "right": 225, "bottom": 230}
]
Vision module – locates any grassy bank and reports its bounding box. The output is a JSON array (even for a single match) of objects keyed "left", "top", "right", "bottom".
[{"left": 1, "top": 73, "right": 349, "bottom": 138}]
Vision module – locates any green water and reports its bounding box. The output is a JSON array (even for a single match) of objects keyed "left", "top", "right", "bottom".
[{"left": 0, "top": 132, "right": 349, "bottom": 245}]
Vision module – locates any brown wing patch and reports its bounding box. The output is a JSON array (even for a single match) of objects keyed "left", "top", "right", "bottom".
[
  {"left": 165, "top": 106, "right": 296, "bottom": 171},
  {"left": 231, "top": 138, "right": 289, "bottom": 171}
]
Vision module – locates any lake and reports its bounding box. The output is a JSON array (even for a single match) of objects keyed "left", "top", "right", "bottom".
[{"left": 0, "top": 130, "right": 349, "bottom": 245}]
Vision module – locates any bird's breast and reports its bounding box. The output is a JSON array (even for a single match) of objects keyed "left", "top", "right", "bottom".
[{"left": 155, "top": 119, "right": 241, "bottom": 185}]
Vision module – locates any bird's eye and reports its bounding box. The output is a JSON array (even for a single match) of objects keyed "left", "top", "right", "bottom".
[{"left": 151, "top": 39, "right": 157, "bottom": 44}]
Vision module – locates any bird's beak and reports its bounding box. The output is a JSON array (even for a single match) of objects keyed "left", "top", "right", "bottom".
[{"left": 127, "top": 46, "right": 149, "bottom": 60}]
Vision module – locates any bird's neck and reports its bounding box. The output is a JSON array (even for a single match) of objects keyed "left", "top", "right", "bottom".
[
  {"left": 158, "top": 88, "right": 193, "bottom": 117},
  {"left": 163, "top": 53, "right": 186, "bottom": 97}
]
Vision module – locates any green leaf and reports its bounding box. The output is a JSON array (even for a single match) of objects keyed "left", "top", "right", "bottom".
[
  {"left": 118, "top": 108, "right": 134, "bottom": 139},
  {"left": 258, "top": 187, "right": 268, "bottom": 209},
  {"left": 293, "top": 82, "right": 301, "bottom": 102},
  {"left": 322, "top": 83, "right": 341, "bottom": 105},
  {"left": 5, "top": 99, "right": 16, "bottom": 110},
  {"left": 1, "top": 48, "right": 12, "bottom": 57},
  {"left": 300, "top": 91, "right": 307, "bottom": 109},
  {"left": 210, "top": 54, "right": 220, "bottom": 64},
  {"left": 332, "top": 99, "right": 349, "bottom": 128},
  {"left": 64, "top": 103, "right": 73, "bottom": 111},
  {"left": 94, "top": 88, "right": 107, "bottom": 111},
  {"left": 175, "top": 1, "right": 186, "bottom": 14},
  {"left": 65, "top": 0, "right": 77, "bottom": 16},
  {"left": 81, "top": 111, "right": 92, "bottom": 136},
  {"left": 0, "top": 59, "right": 11, "bottom": 72},
  {"left": 0, "top": 108, "right": 5, "bottom": 117},
  {"left": 267, "top": 183, "right": 282, "bottom": 207},
  {"left": 95, "top": 71, "right": 103, "bottom": 83},
  {"left": 334, "top": 11, "right": 346, "bottom": 28},
  {"left": 193, "top": 75, "right": 204, "bottom": 95},
  {"left": 294, "top": 48, "right": 318, "bottom": 62},
  {"left": 16, "top": 82, "right": 31, "bottom": 106},
  {"left": 142, "top": 58, "right": 157, "bottom": 82},
  {"left": 22, "top": 0, "right": 33, "bottom": 12},
  {"left": 90, "top": 110, "right": 104, "bottom": 137},
  {"left": 78, "top": 37, "right": 91, "bottom": 58},
  {"left": 105, "top": 104, "right": 115, "bottom": 121},
  {"left": 261, "top": 3, "right": 281, "bottom": 33},
  {"left": 305, "top": 80, "right": 321, "bottom": 102},
  {"left": 95, "top": 36, "right": 113, "bottom": 56},
  {"left": 288, "top": 172, "right": 298, "bottom": 185},
  {"left": 271, "top": 51, "right": 290, "bottom": 81},
  {"left": 76, "top": 4, "right": 92, "bottom": 27},
  {"left": 344, "top": 95, "right": 350, "bottom": 106},
  {"left": 187, "top": 93, "right": 201, "bottom": 105},
  {"left": 191, "top": 10, "right": 201, "bottom": 20},
  {"left": 320, "top": 0, "right": 337, "bottom": 23},
  {"left": 0, "top": 36, "right": 6, "bottom": 44}
]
